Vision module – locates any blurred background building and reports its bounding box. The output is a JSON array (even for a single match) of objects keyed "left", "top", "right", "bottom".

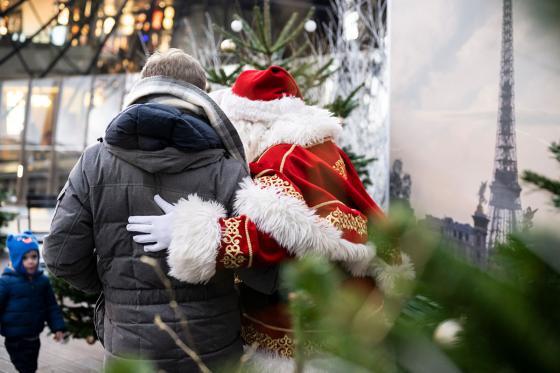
[{"left": 0, "top": 0, "right": 332, "bottom": 203}]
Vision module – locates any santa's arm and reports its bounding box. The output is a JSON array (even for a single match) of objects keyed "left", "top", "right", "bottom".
[
  {"left": 168, "top": 169, "right": 375, "bottom": 284},
  {"left": 167, "top": 194, "right": 288, "bottom": 283}
]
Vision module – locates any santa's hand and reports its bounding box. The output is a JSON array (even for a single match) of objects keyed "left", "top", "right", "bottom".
[{"left": 127, "top": 195, "right": 176, "bottom": 252}]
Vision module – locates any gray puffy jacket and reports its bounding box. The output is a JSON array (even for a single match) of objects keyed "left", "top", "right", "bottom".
[{"left": 43, "top": 103, "right": 247, "bottom": 372}]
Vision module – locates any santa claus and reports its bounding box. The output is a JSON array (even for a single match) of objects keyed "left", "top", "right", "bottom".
[{"left": 127, "top": 66, "right": 413, "bottom": 367}]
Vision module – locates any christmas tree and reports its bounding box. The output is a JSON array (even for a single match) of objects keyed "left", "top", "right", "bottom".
[
  {"left": 203, "top": 0, "right": 377, "bottom": 186},
  {"left": 49, "top": 275, "right": 99, "bottom": 344}
]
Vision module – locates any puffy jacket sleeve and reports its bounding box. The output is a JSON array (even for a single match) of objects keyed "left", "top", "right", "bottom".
[
  {"left": 43, "top": 154, "right": 102, "bottom": 294},
  {"left": 44, "top": 278, "right": 66, "bottom": 332},
  {"left": 0, "top": 278, "right": 7, "bottom": 312}
]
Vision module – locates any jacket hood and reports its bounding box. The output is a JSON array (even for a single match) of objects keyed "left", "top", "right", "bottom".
[
  {"left": 105, "top": 103, "right": 223, "bottom": 153},
  {"left": 6, "top": 231, "right": 40, "bottom": 276},
  {"left": 105, "top": 144, "right": 226, "bottom": 174},
  {"left": 103, "top": 102, "right": 227, "bottom": 173}
]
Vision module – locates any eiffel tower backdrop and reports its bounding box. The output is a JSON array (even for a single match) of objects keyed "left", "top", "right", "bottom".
[{"left": 420, "top": 0, "right": 523, "bottom": 266}]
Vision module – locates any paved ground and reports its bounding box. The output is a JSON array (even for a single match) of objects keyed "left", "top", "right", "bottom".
[{"left": 0, "top": 333, "right": 104, "bottom": 373}]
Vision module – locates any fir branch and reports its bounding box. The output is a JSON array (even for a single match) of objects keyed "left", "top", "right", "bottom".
[
  {"left": 263, "top": 0, "right": 272, "bottom": 48},
  {"left": 272, "top": 13, "right": 300, "bottom": 51},
  {"left": 270, "top": 7, "right": 315, "bottom": 53},
  {"left": 522, "top": 170, "right": 560, "bottom": 208},
  {"left": 154, "top": 315, "right": 211, "bottom": 373},
  {"left": 252, "top": 4, "right": 271, "bottom": 56}
]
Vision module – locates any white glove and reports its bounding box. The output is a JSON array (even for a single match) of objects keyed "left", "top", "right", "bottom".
[{"left": 127, "top": 195, "right": 176, "bottom": 252}]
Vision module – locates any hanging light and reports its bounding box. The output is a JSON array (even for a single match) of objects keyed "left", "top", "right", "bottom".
[
  {"left": 84, "top": 0, "right": 92, "bottom": 17},
  {"left": 103, "top": 17, "right": 116, "bottom": 34},
  {"left": 73, "top": 8, "right": 80, "bottom": 22},
  {"left": 58, "top": 7, "right": 70, "bottom": 25},
  {"left": 152, "top": 9, "right": 163, "bottom": 30},
  {"left": 230, "top": 19, "right": 242, "bottom": 33},
  {"left": 122, "top": 13, "right": 134, "bottom": 26},
  {"left": 51, "top": 25, "right": 67, "bottom": 46},
  {"left": 121, "top": 13, "right": 135, "bottom": 35},
  {"left": 95, "top": 19, "right": 103, "bottom": 37},
  {"left": 121, "top": 25, "right": 134, "bottom": 35},
  {"left": 0, "top": 25, "right": 7, "bottom": 36},
  {"left": 162, "top": 17, "right": 173, "bottom": 30},
  {"left": 104, "top": 3, "right": 117, "bottom": 17},
  {"left": 164, "top": 6, "right": 175, "bottom": 19},
  {"left": 304, "top": 19, "right": 317, "bottom": 33}
]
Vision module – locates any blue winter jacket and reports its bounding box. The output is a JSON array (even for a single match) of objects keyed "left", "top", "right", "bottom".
[{"left": 0, "top": 267, "right": 66, "bottom": 337}]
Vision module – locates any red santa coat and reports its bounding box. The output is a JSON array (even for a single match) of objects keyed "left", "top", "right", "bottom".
[
  {"left": 214, "top": 139, "right": 384, "bottom": 271},
  {"left": 167, "top": 91, "right": 413, "bottom": 359}
]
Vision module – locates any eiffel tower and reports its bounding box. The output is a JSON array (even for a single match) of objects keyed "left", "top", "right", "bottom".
[{"left": 487, "top": 0, "right": 522, "bottom": 250}]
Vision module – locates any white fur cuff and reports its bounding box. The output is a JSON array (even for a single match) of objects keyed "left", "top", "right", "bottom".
[
  {"left": 168, "top": 195, "right": 226, "bottom": 284},
  {"left": 234, "top": 177, "right": 375, "bottom": 265}
]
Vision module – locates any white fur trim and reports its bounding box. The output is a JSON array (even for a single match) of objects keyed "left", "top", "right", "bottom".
[
  {"left": 234, "top": 178, "right": 375, "bottom": 265},
  {"left": 245, "top": 350, "right": 296, "bottom": 372},
  {"left": 218, "top": 90, "right": 343, "bottom": 161},
  {"left": 371, "top": 254, "right": 415, "bottom": 295},
  {"left": 168, "top": 195, "right": 226, "bottom": 284},
  {"left": 245, "top": 349, "right": 367, "bottom": 372}
]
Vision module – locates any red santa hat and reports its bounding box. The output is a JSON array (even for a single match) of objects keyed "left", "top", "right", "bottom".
[{"left": 232, "top": 66, "right": 303, "bottom": 101}]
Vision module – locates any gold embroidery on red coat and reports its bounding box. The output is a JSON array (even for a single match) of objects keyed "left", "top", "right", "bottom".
[
  {"left": 241, "top": 324, "right": 294, "bottom": 358},
  {"left": 256, "top": 174, "right": 304, "bottom": 201},
  {"left": 332, "top": 158, "right": 348, "bottom": 179},
  {"left": 325, "top": 207, "right": 368, "bottom": 236},
  {"left": 241, "top": 323, "right": 320, "bottom": 357},
  {"left": 220, "top": 218, "right": 245, "bottom": 268},
  {"left": 244, "top": 218, "right": 253, "bottom": 268}
]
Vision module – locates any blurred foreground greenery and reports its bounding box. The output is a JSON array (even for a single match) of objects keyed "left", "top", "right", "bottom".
[{"left": 281, "top": 142, "right": 560, "bottom": 373}]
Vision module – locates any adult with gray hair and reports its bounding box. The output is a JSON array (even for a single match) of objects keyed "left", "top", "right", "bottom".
[{"left": 43, "top": 49, "right": 248, "bottom": 371}]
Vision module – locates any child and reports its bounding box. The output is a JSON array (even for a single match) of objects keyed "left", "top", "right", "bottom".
[{"left": 0, "top": 231, "right": 66, "bottom": 373}]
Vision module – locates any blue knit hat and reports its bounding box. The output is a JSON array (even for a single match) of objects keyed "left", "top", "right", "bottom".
[{"left": 6, "top": 231, "right": 40, "bottom": 275}]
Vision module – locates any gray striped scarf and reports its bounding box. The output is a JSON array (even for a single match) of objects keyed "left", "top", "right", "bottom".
[{"left": 123, "top": 76, "right": 248, "bottom": 171}]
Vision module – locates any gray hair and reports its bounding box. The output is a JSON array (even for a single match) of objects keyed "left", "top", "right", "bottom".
[{"left": 140, "top": 48, "right": 207, "bottom": 90}]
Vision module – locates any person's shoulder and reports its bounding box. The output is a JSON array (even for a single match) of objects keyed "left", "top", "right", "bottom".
[
  {"left": 82, "top": 142, "right": 103, "bottom": 158},
  {"left": 75, "top": 142, "right": 105, "bottom": 173},
  {"left": 0, "top": 268, "right": 18, "bottom": 282},
  {"left": 0, "top": 275, "right": 21, "bottom": 290}
]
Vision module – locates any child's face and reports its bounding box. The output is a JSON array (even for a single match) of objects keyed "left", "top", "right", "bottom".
[{"left": 22, "top": 251, "right": 39, "bottom": 274}]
